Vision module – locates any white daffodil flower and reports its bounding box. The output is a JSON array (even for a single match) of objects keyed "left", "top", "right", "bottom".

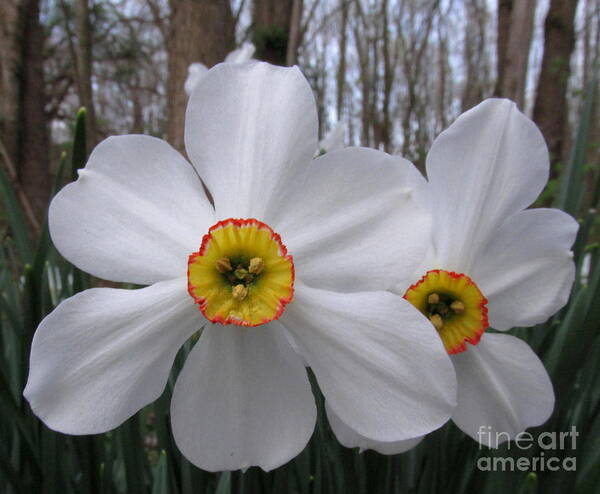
[
  {"left": 184, "top": 42, "right": 255, "bottom": 96},
  {"left": 317, "top": 122, "right": 345, "bottom": 155},
  {"left": 328, "top": 98, "right": 578, "bottom": 453},
  {"left": 24, "top": 62, "right": 456, "bottom": 472}
]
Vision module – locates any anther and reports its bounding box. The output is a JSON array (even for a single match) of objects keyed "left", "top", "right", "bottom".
[
  {"left": 450, "top": 300, "right": 465, "bottom": 313},
  {"left": 428, "top": 293, "right": 440, "bottom": 305},
  {"left": 429, "top": 314, "right": 444, "bottom": 331},
  {"left": 232, "top": 284, "right": 248, "bottom": 301},
  {"left": 215, "top": 257, "right": 232, "bottom": 273},
  {"left": 248, "top": 257, "right": 265, "bottom": 275}
]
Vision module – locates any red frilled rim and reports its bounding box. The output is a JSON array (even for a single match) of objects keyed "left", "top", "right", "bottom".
[
  {"left": 403, "top": 269, "right": 489, "bottom": 354},
  {"left": 187, "top": 218, "right": 295, "bottom": 327}
]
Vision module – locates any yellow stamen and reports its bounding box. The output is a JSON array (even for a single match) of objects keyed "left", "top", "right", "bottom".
[
  {"left": 450, "top": 300, "right": 465, "bottom": 313},
  {"left": 248, "top": 257, "right": 264, "bottom": 275},
  {"left": 428, "top": 293, "right": 440, "bottom": 304},
  {"left": 232, "top": 284, "right": 248, "bottom": 301},
  {"left": 430, "top": 314, "right": 444, "bottom": 331},
  {"left": 215, "top": 257, "right": 232, "bottom": 273}
]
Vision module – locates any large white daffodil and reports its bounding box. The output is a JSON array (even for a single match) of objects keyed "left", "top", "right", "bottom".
[
  {"left": 184, "top": 42, "right": 255, "bottom": 96},
  {"left": 328, "top": 99, "right": 578, "bottom": 453},
  {"left": 24, "top": 62, "right": 457, "bottom": 472}
]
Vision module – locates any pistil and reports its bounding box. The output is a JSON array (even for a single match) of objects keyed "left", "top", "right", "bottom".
[{"left": 235, "top": 267, "right": 248, "bottom": 279}]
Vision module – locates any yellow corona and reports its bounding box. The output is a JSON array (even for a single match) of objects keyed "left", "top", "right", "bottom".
[
  {"left": 188, "top": 218, "right": 294, "bottom": 326},
  {"left": 404, "top": 270, "right": 489, "bottom": 354}
]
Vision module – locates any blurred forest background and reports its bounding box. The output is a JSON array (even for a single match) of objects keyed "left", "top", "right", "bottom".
[
  {"left": 1, "top": 1, "right": 600, "bottom": 494},
  {"left": 1, "top": 0, "right": 599, "bottom": 232}
]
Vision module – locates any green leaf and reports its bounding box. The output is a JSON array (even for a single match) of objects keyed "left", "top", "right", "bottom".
[
  {"left": 0, "top": 162, "right": 33, "bottom": 263},
  {"left": 555, "top": 67, "right": 598, "bottom": 216},
  {"left": 152, "top": 451, "right": 170, "bottom": 494},
  {"left": 215, "top": 471, "right": 231, "bottom": 494},
  {"left": 72, "top": 108, "right": 88, "bottom": 180}
]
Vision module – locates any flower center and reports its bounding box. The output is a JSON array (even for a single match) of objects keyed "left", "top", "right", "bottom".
[
  {"left": 187, "top": 218, "right": 294, "bottom": 326},
  {"left": 403, "top": 270, "right": 488, "bottom": 354}
]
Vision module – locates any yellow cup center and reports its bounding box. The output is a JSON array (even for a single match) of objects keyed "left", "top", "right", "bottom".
[
  {"left": 404, "top": 269, "right": 489, "bottom": 354},
  {"left": 187, "top": 218, "right": 294, "bottom": 327}
]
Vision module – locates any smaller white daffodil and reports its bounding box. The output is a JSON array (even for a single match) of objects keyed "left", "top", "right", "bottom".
[
  {"left": 184, "top": 42, "right": 255, "bottom": 95},
  {"left": 317, "top": 122, "right": 345, "bottom": 155},
  {"left": 24, "top": 62, "right": 456, "bottom": 472},
  {"left": 329, "top": 98, "right": 578, "bottom": 453}
]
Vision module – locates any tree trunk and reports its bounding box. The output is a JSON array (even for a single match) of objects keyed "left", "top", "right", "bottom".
[
  {"left": 75, "top": 0, "right": 98, "bottom": 149},
  {"left": 495, "top": 0, "right": 536, "bottom": 108},
  {"left": 436, "top": 23, "right": 449, "bottom": 131},
  {"left": 166, "top": 0, "right": 235, "bottom": 153},
  {"left": 336, "top": 0, "right": 348, "bottom": 119},
  {"left": 285, "top": 0, "right": 303, "bottom": 66},
  {"left": 252, "top": 0, "right": 294, "bottom": 65},
  {"left": 0, "top": 0, "right": 50, "bottom": 229},
  {"left": 495, "top": 0, "right": 512, "bottom": 96},
  {"left": 533, "top": 0, "right": 579, "bottom": 172},
  {"left": 381, "top": 0, "right": 393, "bottom": 152},
  {"left": 462, "top": 0, "right": 488, "bottom": 111}
]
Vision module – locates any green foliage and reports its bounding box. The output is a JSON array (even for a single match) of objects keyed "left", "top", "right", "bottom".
[
  {"left": 1, "top": 92, "right": 599, "bottom": 493},
  {"left": 252, "top": 25, "right": 288, "bottom": 66}
]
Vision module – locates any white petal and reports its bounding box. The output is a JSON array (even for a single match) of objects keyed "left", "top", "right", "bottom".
[
  {"left": 224, "top": 42, "right": 255, "bottom": 63},
  {"left": 281, "top": 282, "right": 456, "bottom": 442},
  {"left": 24, "top": 278, "right": 202, "bottom": 434},
  {"left": 426, "top": 99, "right": 549, "bottom": 272},
  {"left": 472, "top": 208, "right": 577, "bottom": 330},
  {"left": 50, "top": 135, "right": 215, "bottom": 285},
  {"left": 185, "top": 63, "right": 209, "bottom": 95},
  {"left": 270, "top": 148, "right": 430, "bottom": 292},
  {"left": 451, "top": 333, "right": 554, "bottom": 446},
  {"left": 170, "top": 322, "right": 316, "bottom": 472},
  {"left": 326, "top": 403, "right": 423, "bottom": 455},
  {"left": 184, "top": 62, "right": 318, "bottom": 219}
]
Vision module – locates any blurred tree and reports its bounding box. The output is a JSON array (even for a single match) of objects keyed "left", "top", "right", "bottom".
[
  {"left": 165, "top": 0, "right": 235, "bottom": 153},
  {"left": 286, "top": 0, "right": 303, "bottom": 65},
  {"left": 380, "top": 0, "right": 392, "bottom": 152},
  {"left": 336, "top": 0, "right": 348, "bottom": 120},
  {"left": 533, "top": 0, "right": 580, "bottom": 173},
  {"left": 435, "top": 16, "right": 451, "bottom": 131},
  {"left": 397, "top": 0, "right": 440, "bottom": 158},
  {"left": 0, "top": 0, "right": 50, "bottom": 230},
  {"left": 494, "top": 0, "right": 536, "bottom": 108},
  {"left": 462, "top": 0, "right": 490, "bottom": 111},
  {"left": 75, "top": 0, "right": 98, "bottom": 150}
]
